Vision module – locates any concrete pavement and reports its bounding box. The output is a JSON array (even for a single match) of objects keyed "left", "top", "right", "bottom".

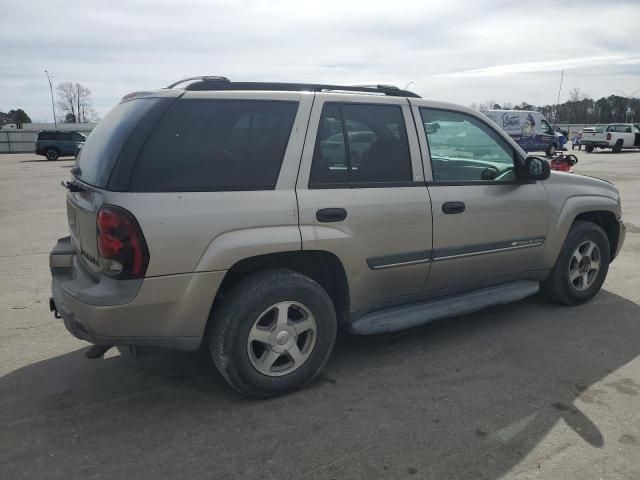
[{"left": 1, "top": 150, "right": 639, "bottom": 480}]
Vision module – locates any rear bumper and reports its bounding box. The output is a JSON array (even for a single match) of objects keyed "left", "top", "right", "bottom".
[{"left": 50, "top": 236, "right": 226, "bottom": 351}]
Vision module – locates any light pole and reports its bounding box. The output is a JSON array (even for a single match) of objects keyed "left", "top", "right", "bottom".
[
  {"left": 45, "top": 70, "right": 57, "bottom": 127},
  {"left": 614, "top": 88, "right": 640, "bottom": 123}
]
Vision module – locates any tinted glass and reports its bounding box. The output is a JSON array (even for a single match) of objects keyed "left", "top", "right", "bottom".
[
  {"left": 131, "top": 100, "right": 298, "bottom": 191},
  {"left": 59, "top": 132, "right": 72, "bottom": 141},
  {"left": 75, "top": 98, "right": 159, "bottom": 188},
  {"left": 309, "top": 103, "right": 412, "bottom": 187},
  {"left": 70, "top": 132, "right": 86, "bottom": 141},
  {"left": 420, "top": 108, "right": 516, "bottom": 183},
  {"left": 38, "top": 132, "right": 54, "bottom": 140},
  {"left": 540, "top": 120, "right": 552, "bottom": 135},
  {"left": 310, "top": 104, "right": 349, "bottom": 185}
]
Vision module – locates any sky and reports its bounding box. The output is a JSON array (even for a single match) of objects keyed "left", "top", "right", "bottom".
[{"left": 1, "top": 0, "right": 639, "bottom": 122}]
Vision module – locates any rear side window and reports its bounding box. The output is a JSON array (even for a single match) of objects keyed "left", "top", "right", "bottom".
[
  {"left": 309, "top": 103, "right": 412, "bottom": 187},
  {"left": 75, "top": 98, "right": 160, "bottom": 188},
  {"left": 130, "top": 100, "right": 298, "bottom": 192}
]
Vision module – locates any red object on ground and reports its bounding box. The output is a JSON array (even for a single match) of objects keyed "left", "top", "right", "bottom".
[{"left": 548, "top": 153, "right": 578, "bottom": 173}]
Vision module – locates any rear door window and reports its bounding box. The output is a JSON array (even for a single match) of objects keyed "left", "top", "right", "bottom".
[
  {"left": 130, "top": 100, "right": 298, "bottom": 191},
  {"left": 309, "top": 103, "right": 412, "bottom": 187}
]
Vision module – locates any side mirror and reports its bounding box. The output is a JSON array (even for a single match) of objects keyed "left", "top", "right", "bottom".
[{"left": 523, "top": 156, "right": 550, "bottom": 181}]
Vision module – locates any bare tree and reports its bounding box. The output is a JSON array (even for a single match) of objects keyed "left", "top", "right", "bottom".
[
  {"left": 56, "top": 82, "right": 93, "bottom": 123},
  {"left": 568, "top": 87, "right": 583, "bottom": 102}
]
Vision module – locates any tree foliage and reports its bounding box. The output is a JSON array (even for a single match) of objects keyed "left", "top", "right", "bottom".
[{"left": 0, "top": 109, "right": 32, "bottom": 127}]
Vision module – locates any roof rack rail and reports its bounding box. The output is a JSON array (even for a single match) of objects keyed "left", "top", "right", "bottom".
[
  {"left": 166, "top": 76, "right": 230, "bottom": 89},
  {"left": 173, "top": 79, "right": 420, "bottom": 98}
]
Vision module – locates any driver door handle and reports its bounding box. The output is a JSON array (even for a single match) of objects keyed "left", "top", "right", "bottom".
[{"left": 442, "top": 201, "right": 466, "bottom": 214}]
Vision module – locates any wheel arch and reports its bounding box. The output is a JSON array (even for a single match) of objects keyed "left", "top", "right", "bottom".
[
  {"left": 543, "top": 197, "right": 621, "bottom": 269},
  {"left": 574, "top": 210, "right": 620, "bottom": 260},
  {"left": 209, "top": 250, "right": 351, "bottom": 329}
]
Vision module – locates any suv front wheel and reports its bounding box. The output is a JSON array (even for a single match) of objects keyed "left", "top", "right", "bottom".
[
  {"left": 541, "top": 221, "right": 610, "bottom": 305},
  {"left": 210, "top": 269, "right": 337, "bottom": 398}
]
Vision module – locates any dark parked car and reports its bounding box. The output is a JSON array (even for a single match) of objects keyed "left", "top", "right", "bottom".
[{"left": 35, "top": 130, "right": 86, "bottom": 160}]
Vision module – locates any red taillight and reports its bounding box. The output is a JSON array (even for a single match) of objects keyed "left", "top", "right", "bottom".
[
  {"left": 606, "top": 132, "right": 611, "bottom": 141},
  {"left": 97, "top": 206, "right": 149, "bottom": 279}
]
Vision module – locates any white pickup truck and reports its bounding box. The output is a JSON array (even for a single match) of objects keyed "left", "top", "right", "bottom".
[{"left": 581, "top": 123, "right": 640, "bottom": 153}]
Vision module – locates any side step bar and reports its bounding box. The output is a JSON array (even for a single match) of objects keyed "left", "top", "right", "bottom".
[{"left": 350, "top": 280, "right": 540, "bottom": 335}]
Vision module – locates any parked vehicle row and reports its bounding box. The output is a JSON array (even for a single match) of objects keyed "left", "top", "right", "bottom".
[{"left": 50, "top": 78, "right": 625, "bottom": 397}]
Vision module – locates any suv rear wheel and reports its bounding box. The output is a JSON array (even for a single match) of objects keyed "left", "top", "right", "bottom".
[
  {"left": 541, "top": 221, "right": 610, "bottom": 305},
  {"left": 209, "top": 269, "right": 337, "bottom": 398},
  {"left": 45, "top": 147, "right": 59, "bottom": 161}
]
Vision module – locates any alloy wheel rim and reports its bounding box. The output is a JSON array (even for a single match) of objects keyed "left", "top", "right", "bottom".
[
  {"left": 247, "top": 301, "right": 317, "bottom": 377},
  {"left": 568, "top": 240, "right": 601, "bottom": 291}
]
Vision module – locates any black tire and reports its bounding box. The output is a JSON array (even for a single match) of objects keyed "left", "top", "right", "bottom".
[
  {"left": 546, "top": 143, "right": 557, "bottom": 157},
  {"left": 612, "top": 141, "right": 623, "bottom": 153},
  {"left": 45, "top": 147, "right": 59, "bottom": 161},
  {"left": 541, "top": 221, "right": 610, "bottom": 306},
  {"left": 209, "top": 269, "right": 337, "bottom": 398}
]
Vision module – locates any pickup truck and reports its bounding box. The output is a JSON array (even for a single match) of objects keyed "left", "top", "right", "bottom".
[{"left": 581, "top": 123, "right": 640, "bottom": 153}]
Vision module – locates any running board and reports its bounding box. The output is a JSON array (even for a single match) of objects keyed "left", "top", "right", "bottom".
[{"left": 350, "top": 280, "right": 540, "bottom": 335}]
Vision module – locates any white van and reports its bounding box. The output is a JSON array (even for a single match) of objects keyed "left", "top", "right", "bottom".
[{"left": 482, "top": 110, "right": 558, "bottom": 156}]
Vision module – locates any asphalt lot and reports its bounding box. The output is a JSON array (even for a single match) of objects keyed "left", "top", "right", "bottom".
[{"left": 1, "top": 149, "right": 639, "bottom": 480}]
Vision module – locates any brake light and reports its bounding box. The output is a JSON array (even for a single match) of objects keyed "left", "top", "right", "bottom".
[
  {"left": 97, "top": 206, "right": 149, "bottom": 279},
  {"left": 606, "top": 132, "right": 611, "bottom": 141}
]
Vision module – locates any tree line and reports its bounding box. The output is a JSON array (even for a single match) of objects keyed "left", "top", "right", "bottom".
[{"left": 472, "top": 88, "right": 639, "bottom": 125}]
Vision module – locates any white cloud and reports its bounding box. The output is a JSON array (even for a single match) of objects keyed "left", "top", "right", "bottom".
[
  {"left": 434, "top": 55, "right": 640, "bottom": 78},
  {"left": 1, "top": 0, "right": 638, "bottom": 121}
]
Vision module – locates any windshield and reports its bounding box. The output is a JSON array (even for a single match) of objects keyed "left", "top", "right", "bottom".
[{"left": 74, "top": 98, "right": 159, "bottom": 188}]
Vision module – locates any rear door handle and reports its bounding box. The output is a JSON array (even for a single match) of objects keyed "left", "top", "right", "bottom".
[
  {"left": 442, "top": 201, "right": 465, "bottom": 214},
  {"left": 316, "top": 208, "right": 347, "bottom": 223}
]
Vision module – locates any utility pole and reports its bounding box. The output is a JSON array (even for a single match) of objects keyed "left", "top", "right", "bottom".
[
  {"left": 554, "top": 70, "right": 564, "bottom": 128},
  {"left": 45, "top": 70, "right": 57, "bottom": 127}
]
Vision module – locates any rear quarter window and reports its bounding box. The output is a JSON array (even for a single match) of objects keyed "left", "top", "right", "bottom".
[
  {"left": 130, "top": 99, "right": 298, "bottom": 192},
  {"left": 75, "top": 98, "right": 160, "bottom": 188},
  {"left": 38, "top": 132, "right": 55, "bottom": 140}
]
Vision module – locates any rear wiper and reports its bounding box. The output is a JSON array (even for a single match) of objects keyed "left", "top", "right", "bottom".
[{"left": 61, "top": 180, "right": 87, "bottom": 192}]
